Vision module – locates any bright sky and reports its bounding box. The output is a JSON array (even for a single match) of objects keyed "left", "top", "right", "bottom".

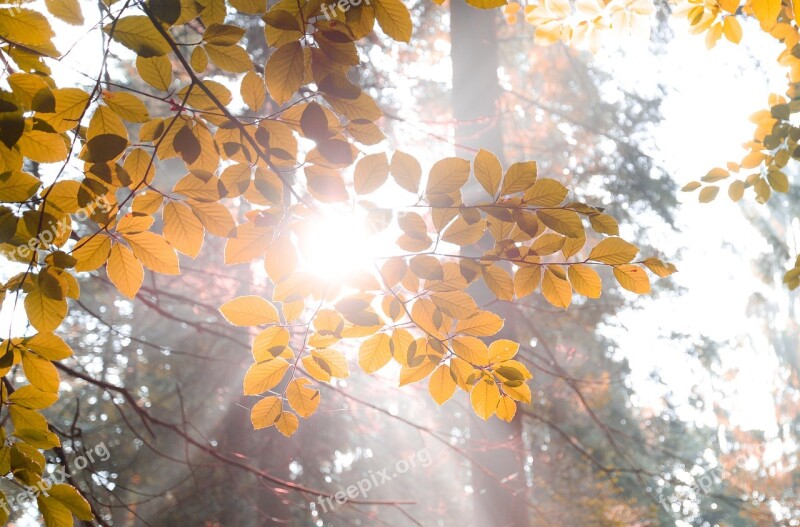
[{"left": 598, "top": 20, "right": 789, "bottom": 434}]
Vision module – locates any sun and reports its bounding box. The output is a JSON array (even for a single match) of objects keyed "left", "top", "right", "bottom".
[{"left": 296, "top": 208, "right": 391, "bottom": 284}]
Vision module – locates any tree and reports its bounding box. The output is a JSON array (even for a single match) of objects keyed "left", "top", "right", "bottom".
[{"left": 2, "top": 0, "right": 799, "bottom": 524}]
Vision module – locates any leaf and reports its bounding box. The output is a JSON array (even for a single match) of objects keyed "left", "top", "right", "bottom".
[
  {"left": 701, "top": 167, "right": 729, "bottom": 183},
  {"left": 27, "top": 332, "right": 73, "bottom": 360},
  {"left": 482, "top": 265, "right": 515, "bottom": 301},
  {"left": 22, "top": 353, "right": 59, "bottom": 392},
  {"left": 136, "top": 55, "right": 172, "bottom": 91},
  {"left": 430, "top": 290, "right": 479, "bottom": 319},
  {"left": 537, "top": 209, "right": 583, "bottom": 238},
  {"left": 354, "top": 153, "right": 390, "bottom": 194},
  {"left": 41, "top": 88, "right": 90, "bottom": 133},
  {"left": 473, "top": 148, "right": 502, "bottom": 197},
  {"left": 455, "top": 311, "right": 504, "bottom": 336},
  {"left": 391, "top": 150, "right": 422, "bottom": 193},
  {"left": 523, "top": 178, "right": 567, "bottom": 206},
  {"left": 359, "top": 333, "right": 392, "bottom": 373},
  {"left": 241, "top": 70, "right": 266, "bottom": 112},
  {"left": 465, "top": 0, "right": 506, "bottom": 7},
  {"left": 0, "top": 8, "right": 55, "bottom": 46},
  {"left": 163, "top": 202, "right": 204, "bottom": 258},
  {"left": 723, "top": 17, "right": 742, "bottom": 43},
  {"left": 496, "top": 396, "right": 516, "bottom": 422},
  {"left": 251, "top": 396, "right": 282, "bottom": 429},
  {"left": 204, "top": 23, "right": 246, "bottom": 45},
  {"left": 488, "top": 339, "right": 519, "bottom": 363},
  {"left": 24, "top": 288, "right": 67, "bottom": 333},
  {"left": 8, "top": 385, "right": 58, "bottom": 409},
  {"left": 243, "top": 358, "right": 290, "bottom": 395},
  {"left": 0, "top": 171, "right": 40, "bottom": 202},
  {"left": 767, "top": 170, "right": 789, "bottom": 192},
  {"left": 588, "top": 213, "right": 619, "bottom": 235},
  {"left": 274, "top": 411, "right": 299, "bottom": 436},
  {"left": 45, "top": 0, "right": 84, "bottom": 25},
  {"left": 541, "top": 267, "right": 572, "bottom": 308},
  {"left": 265, "top": 41, "right": 304, "bottom": 105},
  {"left": 123, "top": 231, "right": 180, "bottom": 274},
  {"left": 286, "top": 378, "right": 320, "bottom": 418},
  {"left": 428, "top": 364, "right": 456, "bottom": 405},
  {"left": 373, "top": 0, "right": 412, "bottom": 42},
  {"left": 107, "top": 243, "right": 144, "bottom": 299},
  {"left": 613, "top": 264, "right": 651, "bottom": 294},
  {"left": 587, "top": 237, "right": 638, "bottom": 264},
  {"left": 252, "top": 327, "right": 290, "bottom": 361},
  {"left": 219, "top": 296, "right": 280, "bottom": 326},
  {"left": 500, "top": 161, "right": 537, "bottom": 195},
  {"left": 205, "top": 43, "right": 253, "bottom": 73},
  {"left": 47, "top": 484, "right": 94, "bottom": 521},
  {"left": 224, "top": 221, "right": 271, "bottom": 264},
  {"left": 568, "top": 264, "right": 601, "bottom": 298},
  {"left": 698, "top": 186, "right": 719, "bottom": 203},
  {"left": 514, "top": 266, "right": 541, "bottom": 298},
  {"left": 104, "top": 91, "right": 150, "bottom": 122},
  {"left": 470, "top": 377, "right": 500, "bottom": 420},
  {"left": 105, "top": 16, "right": 171, "bottom": 57},
  {"left": 191, "top": 46, "right": 208, "bottom": 72},
  {"left": 442, "top": 216, "right": 485, "bottom": 246},
  {"left": 728, "top": 180, "right": 745, "bottom": 201},
  {"left": 426, "top": 157, "right": 469, "bottom": 194},
  {"left": 751, "top": 0, "right": 780, "bottom": 27},
  {"left": 17, "top": 131, "right": 67, "bottom": 163},
  {"left": 642, "top": 257, "right": 677, "bottom": 278}
]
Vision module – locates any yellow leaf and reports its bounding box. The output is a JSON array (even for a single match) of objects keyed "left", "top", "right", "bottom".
[
  {"left": 47, "top": 484, "right": 93, "bottom": 521},
  {"left": 241, "top": 70, "right": 266, "bottom": 112},
  {"left": 568, "top": 264, "right": 602, "bottom": 298},
  {"left": 514, "top": 266, "right": 542, "bottom": 298},
  {"left": 488, "top": 339, "right": 519, "bottom": 363},
  {"left": 105, "top": 15, "right": 171, "bottom": 57},
  {"left": 482, "top": 264, "right": 515, "bottom": 301},
  {"left": 587, "top": 237, "right": 638, "bottom": 264},
  {"left": 136, "top": 55, "right": 173, "bottom": 91},
  {"left": 541, "top": 267, "right": 572, "bottom": 308},
  {"left": 523, "top": 178, "right": 567, "bottom": 206},
  {"left": 24, "top": 288, "right": 67, "bottom": 333},
  {"left": 41, "top": 88, "right": 90, "bottom": 133},
  {"left": 399, "top": 359, "right": 437, "bottom": 386},
  {"left": 286, "top": 378, "right": 320, "bottom": 418},
  {"left": 191, "top": 46, "right": 208, "bottom": 72},
  {"left": 0, "top": 171, "right": 40, "bottom": 202},
  {"left": 500, "top": 161, "right": 537, "bottom": 195},
  {"left": 243, "top": 358, "right": 289, "bottom": 395},
  {"left": 722, "top": 16, "right": 743, "bottom": 43},
  {"left": 27, "top": 332, "right": 73, "bottom": 360},
  {"left": 189, "top": 200, "right": 235, "bottom": 237},
  {"left": 442, "top": 216, "right": 485, "bottom": 246},
  {"left": 359, "top": 333, "right": 392, "bottom": 373},
  {"left": 265, "top": 41, "right": 304, "bottom": 105},
  {"left": 17, "top": 131, "right": 66, "bottom": 163},
  {"left": 470, "top": 377, "right": 500, "bottom": 420},
  {"left": 72, "top": 234, "right": 112, "bottom": 272},
  {"left": 310, "top": 349, "right": 350, "bottom": 379},
  {"left": 107, "top": 243, "right": 144, "bottom": 299},
  {"left": 728, "top": 179, "right": 745, "bottom": 201},
  {"left": 751, "top": 0, "right": 780, "bottom": 27},
  {"left": 8, "top": 385, "right": 58, "bottom": 410},
  {"left": 426, "top": 157, "right": 469, "bottom": 195},
  {"left": 0, "top": 8, "right": 55, "bottom": 46},
  {"left": 537, "top": 209, "right": 583, "bottom": 238},
  {"left": 163, "top": 202, "right": 204, "bottom": 258},
  {"left": 373, "top": 0, "right": 412, "bottom": 42},
  {"left": 473, "top": 148, "right": 502, "bottom": 197},
  {"left": 496, "top": 396, "right": 516, "bottom": 422},
  {"left": 452, "top": 336, "right": 490, "bottom": 365},
  {"left": 428, "top": 364, "right": 456, "bottom": 405},
  {"left": 454, "top": 311, "right": 504, "bottom": 337},
  {"left": 251, "top": 396, "right": 282, "bottom": 429},
  {"left": 430, "top": 290, "right": 479, "bottom": 319},
  {"left": 123, "top": 231, "right": 180, "bottom": 274},
  {"left": 220, "top": 295, "right": 280, "bottom": 326},
  {"left": 22, "top": 353, "right": 59, "bottom": 393},
  {"left": 391, "top": 150, "right": 421, "bottom": 193},
  {"left": 274, "top": 411, "right": 299, "bottom": 436},
  {"left": 224, "top": 221, "right": 271, "bottom": 264},
  {"left": 205, "top": 43, "right": 253, "bottom": 73},
  {"left": 642, "top": 257, "right": 677, "bottom": 278},
  {"left": 613, "top": 264, "right": 651, "bottom": 294},
  {"left": 699, "top": 185, "right": 720, "bottom": 203},
  {"left": 354, "top": 153, "right": 390, "bottom": 194},
  {"left": 103, "top": 91, "right": 150, "bottom": 123},
  {"left": 252, "top": 327, "right": 290, "bottom": 361}
]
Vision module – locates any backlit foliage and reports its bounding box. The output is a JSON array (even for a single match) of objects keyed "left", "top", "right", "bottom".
[{"left": 0, "top": 0, "right": 690, "bottom": 523}]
